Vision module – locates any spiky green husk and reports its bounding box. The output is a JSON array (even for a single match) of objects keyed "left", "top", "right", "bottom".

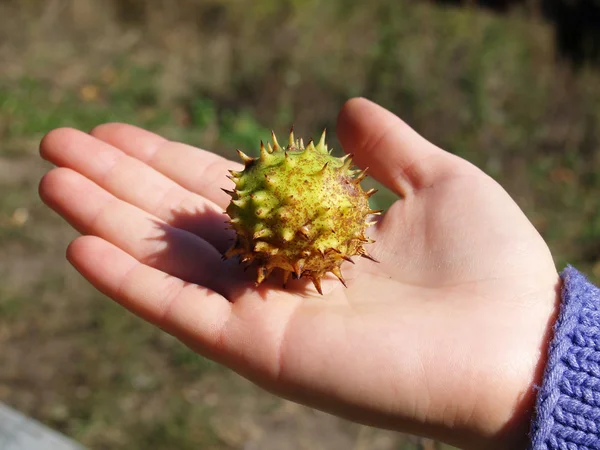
[{"left": 223, "top": 129, "right": 380, "bottom": 294}]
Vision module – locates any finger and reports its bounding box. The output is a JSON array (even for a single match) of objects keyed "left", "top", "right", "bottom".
[
  {"left": 40, "top": 127, "right": 231, "bottom": 252},
  {"left": 336, "top": 97, "right": 465, "bottom": 196},
  {"left": 67, "top": 235, "right": 232, "bottom": 351},
  {"left": 40, "top": 167, "right": 231, "bottom": 293},
  {"left": 90, "top": 123, "right": 243, "bottom": 209}
]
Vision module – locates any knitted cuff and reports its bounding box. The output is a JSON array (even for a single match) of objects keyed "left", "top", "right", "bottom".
[{"left": 529, "top": 266, "right": 600, "bottom": 449}]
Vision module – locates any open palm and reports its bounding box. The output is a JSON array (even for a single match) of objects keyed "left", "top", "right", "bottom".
[{"left": 39, "top": 98, "right": 559, "bottom": 450}]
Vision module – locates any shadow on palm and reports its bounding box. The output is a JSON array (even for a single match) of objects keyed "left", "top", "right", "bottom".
[{"left": 146, "top": 201, "right": 388, "bottom": 302}]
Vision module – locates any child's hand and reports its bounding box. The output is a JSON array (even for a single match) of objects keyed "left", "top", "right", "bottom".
[{"left": 39, "top": 98, "right": 560, "bottom": 450}]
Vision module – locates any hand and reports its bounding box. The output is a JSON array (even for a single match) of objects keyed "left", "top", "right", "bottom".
[{"left": 39, "top": 98, "right": 560, "bottom": 450}]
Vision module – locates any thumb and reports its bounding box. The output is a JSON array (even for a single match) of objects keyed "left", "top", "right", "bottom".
[{"left": 336, "top": 98, "right": 464, "bottom": 197}]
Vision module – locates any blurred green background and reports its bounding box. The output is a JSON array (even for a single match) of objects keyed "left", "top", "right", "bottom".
[{"left": 1, "top": 1, "right": 599, "bottom": 449}]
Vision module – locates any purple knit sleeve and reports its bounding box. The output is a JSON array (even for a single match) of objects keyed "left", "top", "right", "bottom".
[{"left": 529, "top": 266, "right": 600, "bottom": 449}]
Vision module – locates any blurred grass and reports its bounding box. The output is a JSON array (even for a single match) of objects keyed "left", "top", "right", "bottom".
[{"left": 1, "top": 0, "right": 600, "bottom": 449}]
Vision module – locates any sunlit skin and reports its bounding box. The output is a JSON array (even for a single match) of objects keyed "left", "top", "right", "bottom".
[{"left": 38, "top": 98, "right": 560, "bottom": 450}]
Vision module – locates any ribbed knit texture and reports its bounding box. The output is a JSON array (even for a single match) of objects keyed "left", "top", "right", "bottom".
[{"left": 529, "top": 266, "right": 600, "bottom": 449}]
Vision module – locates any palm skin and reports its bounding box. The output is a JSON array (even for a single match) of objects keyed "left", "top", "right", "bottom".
[{"left": 39, "top": 98, "right": 560, "bottom": 450}]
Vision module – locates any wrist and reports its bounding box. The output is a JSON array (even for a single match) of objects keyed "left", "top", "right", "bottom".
[{"left": 445, "top": 274, "right": 562, "bottom": 450}]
